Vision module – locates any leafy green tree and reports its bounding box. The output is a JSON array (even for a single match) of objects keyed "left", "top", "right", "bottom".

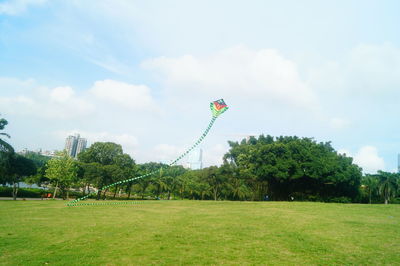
[
  {"left": 78, "top": 142, "right": 137, "bottom": 200},
  {"left": 163, "top": 166, "right": 187, "bottom": 199},
  {"left": 45, "top": 152, "right": 78, "bottom": 199},
  {"left": 376, "top": 171, "right": 398, "bottom": 204},
  {"left": 135, "top": 178, "right": 151, "bottom": 199},
  {"left": 362, "top": 175, "right": 379, "bottom": 203},
  {"left": 114, "top": 153, "right": 137, "bottom": 199},
  {"left": 202, "top": 166, "right": 226, "bottom": 201},
  {"left": 3, "top": 154, "right": 36, "bottom": 200},
  {"left": 22, "top": 151, "right": 51, "bottom": 187},
  {"left": 79, "top": 162, "right": 106, "bottom": 199},
  {"left": 175, "top": 171, "right": 192, "bottom": 199},
  {"left": 186, "top": 175, "right": 202, "bottom": 200},
  {"left": 0, "top": 117, "right": 13, "bottom": 153},
  {"left": 0, "top": 117, "right": 36, "bottom": 198},
  {"left": 150, "top": 168, "right": 168, "bottom": 199},
  {"left": 105, "top": 164, "right": 124, "bottom": 199},
  {"left": 78, "top": 142, "right": 123, "bottom": 165},
  {"left": 218, "top": 163, "right": 249, "bottom": 200},
  {"left": 0, "top": 117, "right": 14, "bottom": 185},
  {"left": 22, "top": 151, "right": 51, "bottom": 167},
  {"left": 224, "top": 135, "right": 362, "bottom": 201},
  {"left": 25, "top": 164, "right": 49, "bottom": 187},
  {"left": 137, "top": 162, "right": 165, "bottom": 199}
]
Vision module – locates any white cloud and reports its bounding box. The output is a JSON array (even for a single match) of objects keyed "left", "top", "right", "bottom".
[
  {"left": 309, "top": 43, "right": 400, "bottom": 99},
  {"left": 353, "top": 146, "right": 385, "bottom": 174},
  {"left": 90, "top": 79, "right": 158, "bottom": 112},
  {"left": 143, "top": 46, "right": 318, "bottom": 109},
  {"left": 50, "top": 86, "right": 75, "bottom": 102},
  {"left": 152, "top": 144, "right": 184, "bottom": 163},
  {"left": 0, "top": 0, "right": 47, "bottom": 15},
  {"left": 0, "top": 78, "right": 159, "bottom": 119},
  {"left": 202, "top": 143, "right": 228, "bottom": 166},
  {"left": 54, "top": 130, "right": 139, "bottom": 157},
  {"left": 0, "top": 86, "right": 94, "bottom": 119}
]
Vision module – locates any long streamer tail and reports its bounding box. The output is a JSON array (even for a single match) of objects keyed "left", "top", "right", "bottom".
[{"left": 67, "top": 116, "right": 218, "bottom": 206}]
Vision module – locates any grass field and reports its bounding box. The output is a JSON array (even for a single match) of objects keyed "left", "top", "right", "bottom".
[{"left": 0, "top": 200, "right": 399, "bottom": 265}]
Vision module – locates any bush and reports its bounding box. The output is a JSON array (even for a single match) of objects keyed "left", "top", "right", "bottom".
[
  {"left": 0, "top": 186, "right": 47, "bottom": 198},
  {"left": 326, "top": 197, "right": 352, "bottom": 203},
  {"left": 390, "top": 198, "right": 400, "bottom": 204}
]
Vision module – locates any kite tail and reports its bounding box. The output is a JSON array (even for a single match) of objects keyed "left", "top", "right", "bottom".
[
  {"left": 169, "top": 116, "right": 217, "bottom": 166},
  {"left": 67, "top": 116, "right": 218, "bottom": 206}
]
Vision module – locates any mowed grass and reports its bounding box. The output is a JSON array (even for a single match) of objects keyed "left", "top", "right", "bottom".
[{"left": 0, "top": 200, "right": 399, "bottom": 265}]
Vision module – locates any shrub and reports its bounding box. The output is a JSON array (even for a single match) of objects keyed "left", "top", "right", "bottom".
[
  {"left": 0, "top": 186, "right": 47, "bottom": 198},
  {"left": 326, "top": 196, "right": 352, "bottom": 203}
]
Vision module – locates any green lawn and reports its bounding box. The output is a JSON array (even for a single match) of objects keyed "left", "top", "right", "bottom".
[{"left": 0, "top": 200, "right": 399, "bottom": 265}]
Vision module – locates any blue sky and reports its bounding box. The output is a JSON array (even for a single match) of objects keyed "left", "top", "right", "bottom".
[{"left": 1, "top": 0, "right": 400, "bottom": 172}]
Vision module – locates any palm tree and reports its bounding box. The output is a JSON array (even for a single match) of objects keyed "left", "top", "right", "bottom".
[
  {"left": 229, "top": 178, "right": 249, "bottom": 201},
  {"left": 152, "top": 168, "right": 167, "bottom": 199},
  {"left": 377, "top": 171, "right": 398, "bottom": 204},
  {"left": 0, "top": 117, "right": 14, "bottom": 153},
  {"left": 363, "top": 175, "right": 379, "bottom": 204},
  {"left": 163, "top": 166, "right": 186, "bottom": 200},
  {"left": 0, "top": 117, "right": 14, "bottom": 185}
]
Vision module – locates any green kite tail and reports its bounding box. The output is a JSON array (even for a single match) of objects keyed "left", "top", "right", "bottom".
[{"left": 67, "top": 99, "right": 228, "bottom": 206}]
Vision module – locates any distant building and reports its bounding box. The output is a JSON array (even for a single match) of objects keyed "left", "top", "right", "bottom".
[
  {"left": 187, "top": 148, "right": 203, "bottom": 170},
  {"left": 40, "top": 150, "right": 57, "bottom": 157},
  {"left": 76, "top": 137, "right": 87, "bottom": 157},
  {"left": 64, "top": 134, "right": 87, "bottom": 158},
  {"left": 398, "top": 154, "right": 400, "bottom": 173},
  {"left": 65, "top": 135, "right": 77, "bottom": 157},
  {"left": 18, "top": 148, "right": 56, "bottom": 157}
]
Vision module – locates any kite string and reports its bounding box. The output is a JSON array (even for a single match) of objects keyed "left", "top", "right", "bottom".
[{"left": 67, "top": 116, "right": 217, "bottom": 206}]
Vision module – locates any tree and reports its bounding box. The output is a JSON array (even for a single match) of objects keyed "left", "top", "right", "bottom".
[
  {"left": 137, "top": 162, "right": 165, "bottom": 199},
  {"left": 0, "top": 117, "right": 36, "bottom": 199},
  {"left": 78, "top": 142, "right": 137, "bottom": 200},
  {"left": 22, "top": 151, "right": 50, "bottom": 168},
  {"left": 0, "top": 117, "right": 14, "bottom": 154},
  {"left": 151, "top": 168, "right": 168, "bottom": 199},
  {"left": 23, "top": 151, "right": 51, "bottom": 187},
  {"left": 217, "top": 163, "right": 249, "bottom": 201},
  {"left": 163, "top": 166, "right": 186, "bottom": 200},
  {"left": 202, "top": 166, "right": 226, "bottom": 201},
  {"left": 45, "top": 152, "right": 78, "bottom": 199},
  {"left": 362, "top": 175, "right": 379, "bottom": 203},
  {"left": 2, "top": 154, "right": 36, "bottom": 200},
  {"left": 79, "top": 162, "right": 106, "bottom": 199},
  {"left": 114, "top": 153, "right": 137, "bottom": 199},
  {"left": 78, "top": 142, "right": 124, "bottom": 165},
  {"left": 376, "top": 171, "right": 398, "bottom": 204},
  {"left": 224, "top": 135, "right": 362, "bottom": 201},
  {"left": 0, "top": 116, "right": 14, "bottom": 185}
]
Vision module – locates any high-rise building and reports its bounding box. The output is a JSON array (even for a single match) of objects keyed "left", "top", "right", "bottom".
[
  {"left": 65, "top": 135, "right": 77, "bottom": 157},
  {"left": 187, "top": 148, "right": 203, "bottom": 170},
  {"left": 64, "top": 134, "right": 87, "bottom": 158},
  {"left": 398, "top": 154, "right": 400, "bottom": 173},
  {"left": 76, "top": 137, "right": 87, "bottom": 158}
]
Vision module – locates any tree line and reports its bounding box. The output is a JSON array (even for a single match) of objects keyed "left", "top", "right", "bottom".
[{"left": 1, "top": 116, "right": 399, "bottom": 203}]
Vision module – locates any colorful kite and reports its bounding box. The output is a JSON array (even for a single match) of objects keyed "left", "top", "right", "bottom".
[
  {"left": 210, "top": 99, "right": 228, "bottom": 118},
  {"left": 67, "top": 99, "right": 228, "bottom": 206}
]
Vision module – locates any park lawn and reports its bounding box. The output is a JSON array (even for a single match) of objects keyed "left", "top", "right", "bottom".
[{"left": 0, "top": 200, "right": 399, "bottom": 265}]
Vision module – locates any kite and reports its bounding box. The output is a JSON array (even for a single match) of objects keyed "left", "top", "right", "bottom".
[
  {"left": 67, "top": 99, "right": 228, "bottom": 206},
  {"left": 210, "top": 99, "right": 228, "bottom": 118}
]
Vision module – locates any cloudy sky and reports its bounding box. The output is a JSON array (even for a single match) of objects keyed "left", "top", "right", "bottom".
[{"left": 1, "top": 0, "right": 400, "bottom": 173}]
